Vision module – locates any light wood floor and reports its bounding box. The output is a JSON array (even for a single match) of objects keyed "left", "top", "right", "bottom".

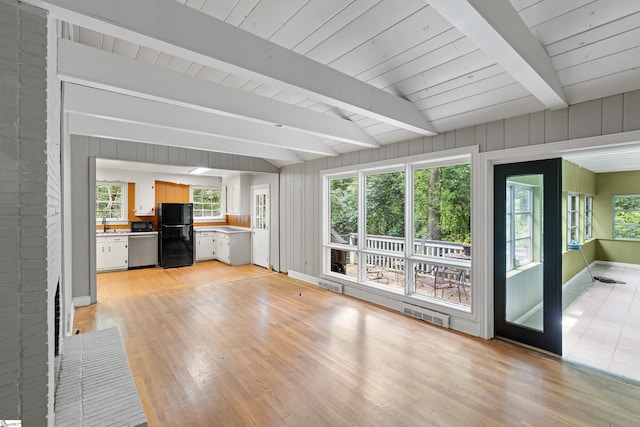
[{"left": 75, "top": 261, "right": 640, "bottom": 426}]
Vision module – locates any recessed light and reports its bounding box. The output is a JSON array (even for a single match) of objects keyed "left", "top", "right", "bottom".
[{"left": 189, "top": 167, "right": 209, "bottom": 175}]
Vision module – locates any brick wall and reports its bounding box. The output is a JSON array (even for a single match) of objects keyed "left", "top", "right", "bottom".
[{"left": 0, "top": 0, "right": 58, "bottom": 425}]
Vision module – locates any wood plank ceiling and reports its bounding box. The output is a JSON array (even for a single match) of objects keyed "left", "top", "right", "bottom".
[{"left": 56, "top": 0, "right": 640, "bottom": 167}]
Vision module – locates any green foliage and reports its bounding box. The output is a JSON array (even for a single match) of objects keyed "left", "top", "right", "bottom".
[
  {"left": 614, "top": 195, "right": 640, "bottom": 239},
  {"left": 96, "top": 183, "right": 123, "bottom": 219},
  {"left": 414, "top": 164, "right": 471, "bottom": 243},
  {"left": 193, "top": 187, "right": 221, "bottom": 217},
  {"left": 330, "top": 177, "right": 358, "bottom": 241},
  {"left": 329, "top": 164, "right": 472, "bottom": 244},
  {"left": 366, "top": 172, "right": 405, "bottom": 237}
]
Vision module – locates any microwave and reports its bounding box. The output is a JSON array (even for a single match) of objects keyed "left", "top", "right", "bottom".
[{"left": 131, "top": 221, "right": 153, "bottom": 232}]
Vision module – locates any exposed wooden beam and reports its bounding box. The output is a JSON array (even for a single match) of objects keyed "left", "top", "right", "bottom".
[
  {"left": 57, "top": 40, "right": 378, "bottom": 148},
  {"left": 428, "top": 0, "right": 568, "bottom": 110},
  {"left": 66, "top": 113, "right": 304, "bottom": 164},
  {"left": 64, "top": 84, "right": 339, "bottom": 157},
  {"left": 39, "top": 0, "right": 436, "bottom": 135}
]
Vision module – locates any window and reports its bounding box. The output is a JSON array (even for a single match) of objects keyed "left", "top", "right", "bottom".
[
  {"left": 365, "top": 170, "right": 405, "bottom": 249},
  {"left": 96, "top": 181, "right": 127, "bottom": 222},
  {"left": 322, "top": 149, "right": 474, "bottom": 310},
  {"left": 567, "top": 193, "right": 579, "bottom": 245},
  {"left": 506, "top": 183, "right": 532, "bottom": 270},
  {"left": 584, "top": 195, "right": 593, "bottom": 240},
  {"left": 191, "top": 186, "right": 222, "bottom": 219},
  {"left": 613, "top": 195, "right": 640, "bottom": 239}
]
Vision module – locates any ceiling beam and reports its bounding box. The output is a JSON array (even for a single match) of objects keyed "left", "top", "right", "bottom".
[
  {"left": 64, "top": 84, "right": 339, "bottom": 157},
  {"left": 57, "top": 39, "right": 378, "bottom": 148},
  {"left": 66, "top": 113, "right": 304, "bottom": 164},
  {"left": 37, "top": 0, "right": 437, "bottom": 135},
  {"left": 428, "top": 0, "right": 568, "bottom": 110}
]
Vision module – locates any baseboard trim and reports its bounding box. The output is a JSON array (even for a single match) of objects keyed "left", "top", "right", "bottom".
[
  {"left": 72, "top": 296, "right": 91, "bottom": 307},
  {"left": 287, "top": 270, "right": 319, "bottom": 285}
]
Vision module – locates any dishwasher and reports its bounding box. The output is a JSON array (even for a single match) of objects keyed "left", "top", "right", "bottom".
[{"left": 128, "top": 233, "right": 158, "bottom": 268}]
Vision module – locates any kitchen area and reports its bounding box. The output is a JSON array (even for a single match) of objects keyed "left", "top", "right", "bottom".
[{"left": 95, "top": 159, "right": 271, "bottom": 275}]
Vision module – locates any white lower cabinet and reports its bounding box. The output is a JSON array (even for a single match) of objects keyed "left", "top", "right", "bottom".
[
  {"left": 96, "top": 235, "right": 128, "bottom": 272},
  {"left": 194, "top": 229, "right": 251, "bottom": 265},
  {"left": 215, "top": 231, "right": 250, "bottom": 266},
  {"left": 195, "top": 231, "right": 216, "bottom": 261},
  {"left": 215, "top": 232, "right": 230, "bottom": 264}
]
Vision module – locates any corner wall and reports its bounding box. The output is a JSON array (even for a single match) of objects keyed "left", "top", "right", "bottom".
[{"left": 0, "top": 1, "right": 60, "bottom": 424}]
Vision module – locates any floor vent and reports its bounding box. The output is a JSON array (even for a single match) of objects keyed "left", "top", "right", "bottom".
[
  {"left": 318, "top": 280, "right": 344, "bottom": 294},
  {"left": 402, "top": 303, "right": 450, "bottom": 328}
]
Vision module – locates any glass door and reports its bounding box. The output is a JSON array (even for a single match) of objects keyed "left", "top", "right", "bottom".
[{"left": 494, "top": 159, "right": 562, "bottom": 355}]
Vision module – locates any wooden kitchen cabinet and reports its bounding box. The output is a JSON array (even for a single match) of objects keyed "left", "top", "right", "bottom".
[
  {"left": 96, "top": 235, "right": 128, "bottom": 272},
  {"left": 134, "top": 179, "right": 155, "bottom": 216},
  {"left": 195, "top": 231, "right": 215, "bottom": 261}
]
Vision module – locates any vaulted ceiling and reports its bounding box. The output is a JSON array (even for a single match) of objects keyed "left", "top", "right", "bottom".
[{"left": 46, "top": 0, "right": 640, "bottom": 167}]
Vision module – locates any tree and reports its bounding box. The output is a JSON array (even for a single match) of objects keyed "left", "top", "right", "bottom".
[
  {"left": 366, "top": 171, "right": 405, "bottom": 237},
  {"left": 330, "top": 177, "right": 358, "bottom": 240}
]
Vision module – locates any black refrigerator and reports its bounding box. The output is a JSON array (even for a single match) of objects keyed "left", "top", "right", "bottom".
[{"left": 158, "top": 203, "right": 193, "bottom": 268}]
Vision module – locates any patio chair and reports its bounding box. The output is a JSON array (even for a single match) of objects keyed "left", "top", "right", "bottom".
[
  {"left": 415, "top": 267, "right": 450, "bottom": 298},
  {"left": 366, "top": 264, "right": 388, "bottom": 284}
]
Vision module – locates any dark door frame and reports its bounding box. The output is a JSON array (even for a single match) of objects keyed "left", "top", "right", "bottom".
[{"left": 494, "top": 158, "right": 563, "bottom": 355}]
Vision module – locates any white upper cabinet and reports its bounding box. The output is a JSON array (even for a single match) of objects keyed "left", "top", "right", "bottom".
[
  {"left": 134, "top": 179, "right": 155, "bottom": 216},
  {"left": 224, "top": 174, "right": 250, "bottom": 215}
]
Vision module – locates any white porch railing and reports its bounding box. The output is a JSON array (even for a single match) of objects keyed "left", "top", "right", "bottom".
[{"left": 340, "top": 233, "right": 470, "bottom": 279}]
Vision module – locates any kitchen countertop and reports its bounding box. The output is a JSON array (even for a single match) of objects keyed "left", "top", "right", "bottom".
[
  {"left": 194, "top": 226, "right": 251, "bottom": 233},
  {"left": 96, "top": 230, "right": 158, "bottom": 236}
]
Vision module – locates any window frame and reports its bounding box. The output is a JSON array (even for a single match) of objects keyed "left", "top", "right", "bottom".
[
  {"left": 321, "top": 148, "right": 475, "bottom": 312},
  {"left": 584, "top": 195, "right": 593, "bottom": 241},
  {"left": 506, "top": 182, "right": 533, "bottom": 271},
  {"left": 612, "top": 194, "right": 640, "bottom": 240},
  {"left": 96, "top": 181, "right": 128, "bottom": 224},
  {"left": 567, "top": 192, "right": 579, "bottom": 246},
  {"left": 190, "top": 185, "right": 225, "bottom": 222}
]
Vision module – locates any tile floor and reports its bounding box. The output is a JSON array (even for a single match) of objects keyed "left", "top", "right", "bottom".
[{"left": 562, "top": 263, "right": 640, "bottom": 382}]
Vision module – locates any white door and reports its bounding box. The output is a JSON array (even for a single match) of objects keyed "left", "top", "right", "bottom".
[{"left": 251, "top": 185, "right": 270, "bottom": 268}]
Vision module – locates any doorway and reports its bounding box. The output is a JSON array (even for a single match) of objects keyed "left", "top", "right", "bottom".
[
  {"left": 494, "top": 159, "right": 563, "bottom": 355},
  {"left": 251, "top": 185, "right": 270, "bottom": 269}
]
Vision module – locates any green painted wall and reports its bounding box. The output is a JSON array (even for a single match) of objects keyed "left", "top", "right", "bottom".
[
  {"left": 562, "top": 165, "right": 640, "bottom": 283},
  {"left": 594, "top": 170, "right": 640, "bottom": 263}
]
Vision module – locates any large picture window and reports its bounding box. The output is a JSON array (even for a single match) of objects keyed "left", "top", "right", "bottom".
[
  {"left": 96, "top": 181, "right": 127, "bottom": 222},
  {"left": 613, "top": 195, "right": 640, "bottom": 239},
  {"left": 191, "top": 186, "right": 222, "bottom": 219},
  {"left": 323, "top": 149, "right": 474, "bottom": 310}
]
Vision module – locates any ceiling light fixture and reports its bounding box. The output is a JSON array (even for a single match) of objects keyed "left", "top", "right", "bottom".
[{"left": 189, "top": 167, "right": 209, "bottom": 175}]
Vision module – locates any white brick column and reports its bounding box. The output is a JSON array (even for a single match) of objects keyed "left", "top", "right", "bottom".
[{"left": 0, "top": 0, "right": 57, "bottom": 425}]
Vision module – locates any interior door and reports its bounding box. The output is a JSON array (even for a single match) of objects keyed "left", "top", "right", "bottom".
[
  {"left": 251, "top": 185, "right": 270, "bottom": 268},
  {"left": 494, "top": 159, "right": 562, "bottom": 355}
]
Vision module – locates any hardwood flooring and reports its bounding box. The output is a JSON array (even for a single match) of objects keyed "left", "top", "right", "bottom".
[{"left": 74, "top": 261, "right": 640, "bottom": 426}]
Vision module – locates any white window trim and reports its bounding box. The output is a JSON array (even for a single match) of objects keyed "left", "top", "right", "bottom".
[
  {"left": 612, "top": 194, "right": 640, "bottom": 240},
  {"left": 567, "top": 192, "right": 579, "bottom": 245},
  {"left": 96, "top": 181, "right": 128, "bottom": 224},
  {"left": 506, "top": 182, "right": 533, "bottom": 271},
  {"left": 321, "top": 146, "right": 477, "bottom": 315},
  {"left": 190, "top": 185, "right": 226, "bottom": 223},
  {"left": 584, "top": 195, "right": 593, "bottom": 241}
]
